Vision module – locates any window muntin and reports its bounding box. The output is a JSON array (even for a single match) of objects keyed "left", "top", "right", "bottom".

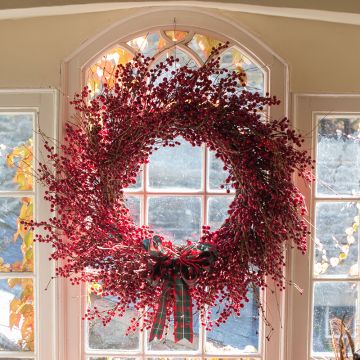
[
  {"left": 84, "top": 29, "right": 265, "bottom": 359},
  {"left": 311, "top": 114, "right": 360, "bottom": 356}
]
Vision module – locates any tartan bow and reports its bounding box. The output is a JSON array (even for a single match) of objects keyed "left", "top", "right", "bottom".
[{"left": 143, "top": 236, "right": 216, "bottom": 343}]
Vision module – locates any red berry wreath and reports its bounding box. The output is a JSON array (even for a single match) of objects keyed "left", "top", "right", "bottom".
[{"left": 30, "top": 44, "right": 313, "bottom": 342}]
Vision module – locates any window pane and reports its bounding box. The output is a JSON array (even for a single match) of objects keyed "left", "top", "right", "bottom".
[
  {"left": 207, "top": 151, "right": 230, "bottom": 192},
  {"left": 206, "top": 289, "right": 259, "bottom": 354},
  {"left": 147, "top": 196, "right": 201, "bottom": 244},
  {"left": 151, "top": 49, "right": 198, "bottom": 85},
  {"left": 126, "top": 172, "right": 142, "bottom": 191},
  {"left": 187, "top": 33, "right": 222, "bottom": 61},
  {"left": 312, "top": 282, "right": 358, "bottom": 353},
  {"left": 86, "top": 47, "right": 133, "bottom": 95},
  {"left": 316, "top": 115, "right": 360, "bottom": 197},
  {"left": 0, "top": 278, "right": 34, "bottom": 352},
  {"left": 164, "top": 30, "right": 189, "bottom": 42},
  {"left": 127, "top": 32, "right": 166, "bottom": 58},
  {"left": 0, "top": 113, "right": 33, "bottom": 191},
  {"left": 148, "top": 138, "right": 202, "bottom": 191},
  {"left": 146, "top": 311, "right": 200, "bottom": 351},
  {"left": 314, "top": 202, "right": 359, "bottom": 277},
  {"left": 220, "top": 48, "right": 264, "bottom": 94},
  {"left": 0, "top": 197, "right": 33, "bottom": 273},
  {"left": 207, "top": 196, "right": 233, "bottom": 230},
  {"left": 124, "top": 196, "right": 141, "bottom": 226},
  {"left": 88, "top": 295, "right": 139, "bottom": 350}
]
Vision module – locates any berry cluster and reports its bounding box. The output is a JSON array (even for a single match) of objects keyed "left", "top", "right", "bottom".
[{"left": 30, "top": 44, "right": 313, "bottom": 337}]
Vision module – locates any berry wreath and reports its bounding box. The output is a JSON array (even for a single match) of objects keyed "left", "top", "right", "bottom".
[{"left": 29, "top": 44, "right": 313, "bottom": 343}]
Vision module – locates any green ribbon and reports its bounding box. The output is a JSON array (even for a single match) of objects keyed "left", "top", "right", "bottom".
[{"left": 143, "top": 236, "right": 216, "bottom": 343}]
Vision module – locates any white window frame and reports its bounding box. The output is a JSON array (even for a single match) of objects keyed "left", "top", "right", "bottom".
[
  {"left": 62, "top": 8, "right": 289, "bottom": 360},
  {"left": 290, "top": 94, "right": 360, "bottom": 360},
  {"left": 0, "top": 90, "right": 58, "bottom": 360}
]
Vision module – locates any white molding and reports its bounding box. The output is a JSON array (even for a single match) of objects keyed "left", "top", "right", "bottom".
[
  {"left": 2, "top": 1, "right": 360, "bottom": 26},
  {"left": 0, "top": 88, "right": 57, "bottom": 94}
]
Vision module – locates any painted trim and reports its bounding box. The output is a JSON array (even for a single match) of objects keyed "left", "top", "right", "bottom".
[{"left": 2, "top": 1, "right": 360, "bottom": 26}]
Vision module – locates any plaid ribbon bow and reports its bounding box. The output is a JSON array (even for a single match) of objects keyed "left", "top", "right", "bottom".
[{"left": 143, "top": 236, "right": 216, "bottom": 343}]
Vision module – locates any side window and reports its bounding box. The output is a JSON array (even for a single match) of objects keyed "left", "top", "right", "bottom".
[
  {"left": 0, "top": 91, "right": 56, "bottom": 360},
  {"left": 312, "top": 114, "right": 360, "bottom": 355},
  {"left": 84, "top": 30, "right": 266, "bottom": 359},
  {"left": 0, "top": 112, "right": 35, "bottom": 354}
]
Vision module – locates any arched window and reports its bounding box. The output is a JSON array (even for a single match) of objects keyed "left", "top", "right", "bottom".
[
  {"left": 63, "top": 9, "right": 288, "bottom": 360},
  {"left": 84, "top": 29, "right": 264, "bottom": 358}
]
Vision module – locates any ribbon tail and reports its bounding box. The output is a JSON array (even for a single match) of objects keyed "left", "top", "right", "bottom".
[
  {"left": 173, "top": 277, "right": 193, "bottom": 343},
  {"left": 149, "top": 282, "right": 169, "bottom": 342}
]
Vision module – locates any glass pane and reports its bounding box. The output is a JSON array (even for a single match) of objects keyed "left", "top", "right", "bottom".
[
  {"left": 316, "top": 115, "right": 360, "bottom": 197},
  {"left": 148, "top": 137, "right": 202, "bottom": 191},
  {"left": 187, "top": 34, "right": 222, "bottom": 61},
  {"left": 147, "top": 196, "right": 201, "bottom": 244},
  {"left": 146, "top": 311, "right": 200, "bottom": 351},
  {"left": 0, "top": 113, "right": 33, "bottom": 191},
  {"left": 127, "top": 32, "right": 166, "bottom": 58},
  {"left": 220, "top": 48, "right": 264, "bottom": 94},
  {"left": 206, "top": 289, "right": 259, "bottom": 353},
  {"left": 312, "top": 282, "right": 358, "bottom": 353},
  {"left": 207, "top": 151, "right": 230, "bottom": 192},
  {"left": 86, "top": 47, "right": 133, "bottom": 95},
  {"left": 0, "top": 197, "right": 33, "bottom": 272},
  {"left": 150, "top": 50, "right": 198, "bottom": 87},
  {"left": 0, "top": 278, "right": 34, "bottom": 352},
  {"left": 87, "top": 295, "right": 139, "bottom": 350},
  {"left": 207, "top": 197, "right": 233, "bottom": 230},
  {"left": 314, "top": 202, "right": 359, "bottom": 277},
  {"left": 124, "top": 196, "right": 141, "bottom": 226},
  {"left": 164, "top": 30, "right": 189, "bottom": 42},
  {"left": 126, "top": 172, "right": 142, "bottom": 191}
]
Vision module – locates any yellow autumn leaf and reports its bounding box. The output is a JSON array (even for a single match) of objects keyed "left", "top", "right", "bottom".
[
  {"left": 20, "top": 278, "right": 33, "bottom": 287},
  {"left": 10, "top": 298, "right": 21, "bottom": 312},
  {"left": 9, "top": 312, "right": 21, "bottom": 330},
  {"left": 10, "top": 261, "right": 23, "bottom": 272},
  {"left": 235, "top": 65, "right": 248, "bottom": 86},
  {"left": 20, "top": 285, "right": 33, "bottom": 302},
  {"left": 18, "top": 303, "right": 33, "bottom": 316},
  {"left": 6, "top": 141, "right": 33, "bottom": 190},
  {"left": 339, "top": 252, "right": 347, "bottom": 260},
  {"left": 25, "top": 248, "right": 33, "bottom": 262},
  {"left": 24, "top": 231, "right": 33, "bottom": 247},
  {"left": 21, "top": 316, "right": 34, "bottom": 346},
  {"left": 8, "top": 278, "right": 21, "bottom": 288},
  {"left": 165, "top": 30, "right": 188, "bottom": 42}
]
